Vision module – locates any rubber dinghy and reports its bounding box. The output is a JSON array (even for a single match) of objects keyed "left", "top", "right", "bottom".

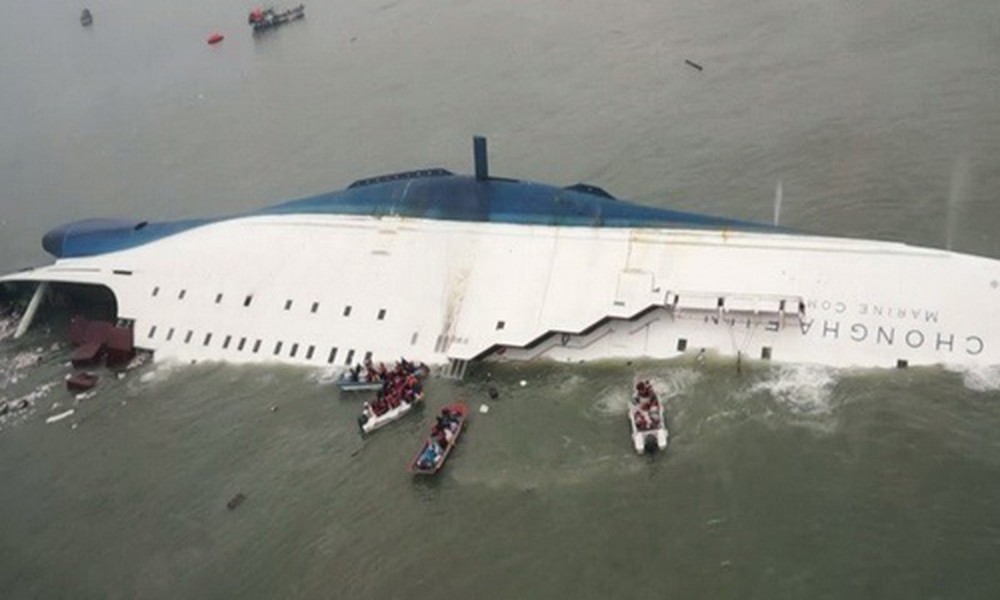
[
  {"left": 409, "top": 402, "right": 468, "bottom": 474},
  {"left": 357, "top": 392, "right": 423, "bottom": 435},
  {"left": 337, "top": 361, "right": 428, "bottom": 393},
  {"left": 629, "top": 380, "right": 668, "bottom": 454}
]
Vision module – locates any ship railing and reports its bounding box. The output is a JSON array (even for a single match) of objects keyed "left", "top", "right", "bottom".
[{"left": 665, "top": 290, "right": 806, "bottom": 327}]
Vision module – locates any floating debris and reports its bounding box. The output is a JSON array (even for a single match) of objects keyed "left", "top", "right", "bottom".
[
  {"left": 479, "top": 404, "right": 489, "bottom": 414},
  {"left": 46, "top": 409, "right": 75, "bottom": 424},
  {"left": 226, "top": 493, "right": 246, "bottom": 510},
  {"left": 519, "top": 380, "right": 527, "bottom": 387},
  {"left": 487, "top": 385, "right": 499, "bottom": 399},
  {"left": 685, "top": 59, "right": 704, "bottom": 72}
]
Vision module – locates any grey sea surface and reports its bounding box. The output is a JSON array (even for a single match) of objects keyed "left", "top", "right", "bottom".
[{"left": 2, "top": 1, "right": 1000, "bottom": 598}]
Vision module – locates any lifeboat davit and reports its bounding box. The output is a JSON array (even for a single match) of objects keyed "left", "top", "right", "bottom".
[{"left": 207, "top": 32, "right": 224, "bottom": 45}]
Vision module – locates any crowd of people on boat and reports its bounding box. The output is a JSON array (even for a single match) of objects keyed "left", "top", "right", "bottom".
[
  {"left": 360, "top": 358, "right": 425, "bottom": 418},
  {"left": 415, "top": 408, "right": 462, "bottom": 470},
  {"left": 632, "top": 380, "right": 662, "bottom": 432}
]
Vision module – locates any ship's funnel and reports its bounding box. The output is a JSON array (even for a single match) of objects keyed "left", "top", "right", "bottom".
[{"left": 474, "top": 136, "right": 489, "bottom": 180}]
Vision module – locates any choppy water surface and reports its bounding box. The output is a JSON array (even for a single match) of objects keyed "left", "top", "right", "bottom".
[{"left": 2, "top": 1, "right": 1000, "bottom": 598}]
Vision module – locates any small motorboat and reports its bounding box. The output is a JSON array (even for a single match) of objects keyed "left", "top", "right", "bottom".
[
  {"left": 248, "top": 4, "right": 305, "bottom": 32},
  {"left": 66, "top": 371, "right": 99, "bottom": 392},
  {"left": 80, "top": 8, "right": 93, "bottom": 26},
  {"left": 336, "top": 374, "right": 384, "bottom": 393},
  {"left": 409, "top": 402, "right": 468, "bottom": 475},
  {"left": 357, "top": 392, "right": 423, "bottom": 436},
  {"left": 629, "top": 380, "right": 668, "bottom": 454},
  {"left": 207, "top": 32, "right": 225, "bottom": 45}
]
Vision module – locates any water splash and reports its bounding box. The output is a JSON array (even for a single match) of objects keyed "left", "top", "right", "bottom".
[
  {"left": 954, "top": 365, "right": 1000, "bottom": 393},
  {"left": 749, "top": 364, "right": 837, "bottom": 415}
]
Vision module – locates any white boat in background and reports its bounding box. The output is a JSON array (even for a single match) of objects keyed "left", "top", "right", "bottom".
[
  {"left": 3, "top": 137, "right": 1000, "bottom": 377},
  {"left": 629, "top": 380, "right": 668, "bottom": 454}
]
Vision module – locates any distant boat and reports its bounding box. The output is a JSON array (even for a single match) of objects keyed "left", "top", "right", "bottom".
[
  {"left": 409, "top": 402, "right": 468, "bottom": 474},
  {"left": 80, "top": 8, "right": 93, "bottom": 27},
  {"left": 248, "top": 4, "right": 305, "bottom": 33}
]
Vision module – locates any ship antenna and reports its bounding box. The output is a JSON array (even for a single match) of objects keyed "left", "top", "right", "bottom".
[
  {"left": 772, "top": 180, "right": 783, "bottom": 227},
  {"left": 473, "top": 135, "right": 489, "bottom": 180}
]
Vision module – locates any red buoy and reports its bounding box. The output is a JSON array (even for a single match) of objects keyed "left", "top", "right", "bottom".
[{"left": 207, "top": 32, "right": 224, "bottom": 45}]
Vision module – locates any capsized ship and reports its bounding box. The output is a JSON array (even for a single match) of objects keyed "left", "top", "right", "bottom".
[{"left": 3, "top": 138, "right": 999, "bottom": 376}]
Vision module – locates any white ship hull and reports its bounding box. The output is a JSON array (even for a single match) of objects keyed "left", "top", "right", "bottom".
[{"left": 3, "top": 142, "right": 998, "bottom": 374}]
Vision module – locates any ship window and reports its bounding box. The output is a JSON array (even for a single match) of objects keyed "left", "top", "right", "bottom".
[
  {"left": 306, "top": 345, "right": 315, "bottom": 360},
  {"left": 148, "top": 325, "right": 157, "bottom": 339},
  {"left": 184, "top": 330, "right": 193, "bottom": 344},
  {"left": 178, "top": 289, "right": 187, "bottom": 300},
  {"left": 345, "top": 349, "right": 355, "bottom": 365},
  {"left": 496, "top": 320, "right": 505, "bottom": 330},
  {"left": 167, "top": 327, "right": 175, "bottom": 341},
  {"left": 223, "top": 335, "right": 232, "bottom": 349},
  {"left": 290, "top": 343, "right": 299, "bottom": 357},
  {"left": 343, "top": 305, "right": 352, "bottom": 317},
  {"left": 203, "top": 333, "right": 213, "bottom": 346},
  {"left": 377, "top": 309, "right": 386, "bottom": 321},
  {"left": 327, "top": 347, "right": 338, "bottom": 364},
  {"left": 152, "top": 286, "right": 160, "bottom": 297},
  {"left": 238, "top": 337, "right": 247, "bottom": 351},
  {"left": 284, "top": 299, "right": 293, "bottom": 311},
  {"left": 677, "top": 338, "right": 687, "bottom": 351},
  {"left": 779, "top": 299, "right": 786, "bottom": 312},
  {"left": 717, "top": 297, "right": 725, "bottom": 308},
  {"left": 896, "top": 359, "right": 908, "bottom": 369},
  {"left": 215, "top": 293, "right": 223, "bottom": 304},
  {"left": 253, "top": 339, "right": 262, "bottom": 353},
  {"left": 274, "top": 341, "right": 283, "bottom": 355},
  {"left": 311, "top": 302, "right": 319, "bottom": 314},
  {"left": 411, "top": 332, "right": 419, "bottom": 346},
  {"left": 364, "top": 351, "right": 372, "bottom": 363},
  {"left": 761, "top": 346, "right": 772, "bottom": 360},
  {"left": 244, "top": 295, "right": 253, "bottom": 307}
]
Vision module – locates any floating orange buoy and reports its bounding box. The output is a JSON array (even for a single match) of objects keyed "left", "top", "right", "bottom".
[{"left": 207, "top": 33, "right": 224, "bottom": 45}]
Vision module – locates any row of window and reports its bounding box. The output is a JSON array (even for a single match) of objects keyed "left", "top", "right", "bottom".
[
  {"left": 149, "top": 287, "right": 386, "bottom": 320},
  {"left": 146, "top": 324, "right": 373, "bottom": 365}
]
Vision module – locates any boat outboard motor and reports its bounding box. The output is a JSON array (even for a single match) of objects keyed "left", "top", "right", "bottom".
[
  {"left": 643, "top": 434, "right": 658, "bottom": 454},
  {"left": 357, "top": 413, "right": 368, "bottom": 435}
]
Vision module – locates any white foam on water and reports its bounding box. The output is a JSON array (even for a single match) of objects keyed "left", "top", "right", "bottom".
[
  {"left": 750, "top": 364, "right": 837, "bottom": 415},
  {"left": 953, "top": 365, "right": 1000, "bottom": 392},
  {"left": 308, "top": 367, "right": 343, "bottom": 386},
  {"left": 591, "top": 387, "right": 630, "bottom": 416}
]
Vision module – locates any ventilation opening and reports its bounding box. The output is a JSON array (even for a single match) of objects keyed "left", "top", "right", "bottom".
[
  {"left": 496, "top": 320, "right": 505, "bottom": 330},
  {"left": 377, "top": 309, "right": 386, "bottom": 321},
  {"left": 677, "top": 338, "right": 688, "bottom": 351},
  {"left": 343, "top": 305, "right": 352, "bottom": 317},
  {"left": 244, "top": 295, "right": 253, "bottom": 307},
  {"left": 761, "top": 346, "right": 772, "bottom": 360},
  {"left": 896, "top": 359, "right": 908, "bottom": 369}
]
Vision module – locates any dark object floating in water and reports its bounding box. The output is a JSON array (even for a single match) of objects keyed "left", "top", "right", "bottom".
[
  {"left": 227, "top": 493, "right": 246, "bottom": 510},
  {"left": 248, "top": 4, "right": 305, "bottom": 32},
  {"left": 487, "top": 385, "right": 499, "bottom": 399},
  {"left": 207, "top": 32, "right": 225, "bottom": 45},
  {"left": 685, "top": 59, "right": 703, "bottom": 72},
  {"left": 66, "top": 371, "right": 99, "bottom": 392},
  {"left": 80, "top": 8, "right": 92, "bottom": 26}
]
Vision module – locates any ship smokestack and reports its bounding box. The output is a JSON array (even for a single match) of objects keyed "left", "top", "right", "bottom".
[{"left": 473, "top": 136, "right": 489, "bottom": 180}]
